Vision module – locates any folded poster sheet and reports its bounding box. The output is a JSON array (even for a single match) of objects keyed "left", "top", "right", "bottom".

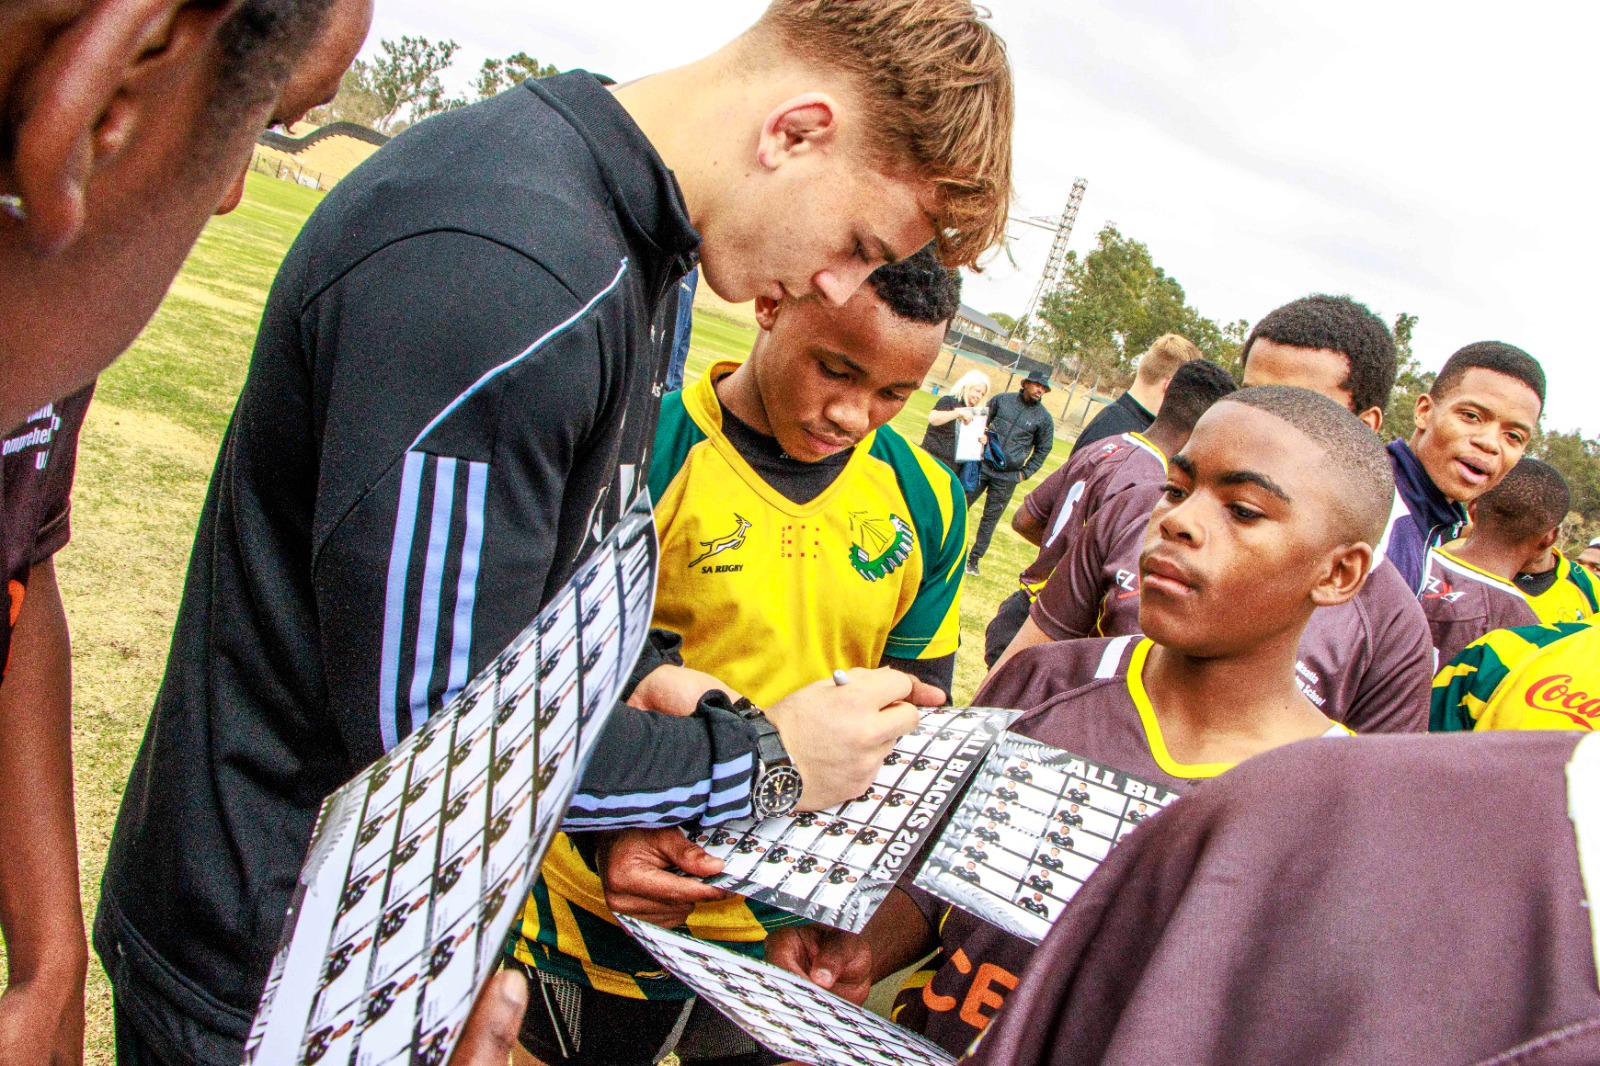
[
  {"left": 688, "top": 707, "right": 1014, "bottom": 933},
  {"left": 954, "top": 411, "right": 988, "bottom": 462},
  {"left": 913, "top": 733, "right": 1180, "bottom": 943},
  {"left": 243, "top": 494, "right": 657, "bottom": 1066},
  {"left": 619, "top": 917, "right": 956, "bottom": 1066}
]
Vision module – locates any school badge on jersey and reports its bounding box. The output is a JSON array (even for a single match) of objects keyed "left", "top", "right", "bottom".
[{"left": 848, "top": 511, "right": 914, "bottom": 582}]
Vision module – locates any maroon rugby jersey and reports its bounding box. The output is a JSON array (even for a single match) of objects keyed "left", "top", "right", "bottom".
[
  {"left": 968, "top": 732, "right": 1600, "bottom": 1066},
  {"left": 1421, "top": 549, "right": 1539, "bottom": 670},
  {"left": 898, "top": 636, "right": 1347, "bottom": 1056},
  {"left": 0, "top": 387, "right": 91, "bottom": 676},
  {"left": 1016, "top": 434, "right": 1163, "bottom": 590},
  {"left": 1026, "top": 510, "right": 1430, "bottom": 734}
]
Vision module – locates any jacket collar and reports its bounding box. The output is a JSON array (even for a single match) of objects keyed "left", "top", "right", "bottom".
[
  {"left": 1387, "top": 439, "right": 1466, "bottom": 530},
  {"left": 526, "top": 72, "right": 701, "bottom": 281}
]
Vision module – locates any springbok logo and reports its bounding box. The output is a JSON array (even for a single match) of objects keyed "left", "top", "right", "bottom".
[{"left": 689, "top": 515, "right": 752, "bottom": 568}]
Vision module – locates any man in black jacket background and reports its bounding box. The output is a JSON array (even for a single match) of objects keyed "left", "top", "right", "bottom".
[{"left": 966, "top": 371, "right": 1056, "bottom": 575}]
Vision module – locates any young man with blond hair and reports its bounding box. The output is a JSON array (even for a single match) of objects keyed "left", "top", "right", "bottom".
[
  {"left": 97, "top": 2, "right": 1014, "bottom": 1062},
  {"left": 1067, "top": 333, "right": 1201, "bottom": 459}
]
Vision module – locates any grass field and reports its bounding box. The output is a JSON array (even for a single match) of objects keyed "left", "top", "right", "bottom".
[{"left": 22, "top": 171, "right": 1072, "bottom": 1061}]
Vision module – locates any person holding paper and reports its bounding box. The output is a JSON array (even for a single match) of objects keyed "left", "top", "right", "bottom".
[
  {"left": 920, "top": 370, "right": 991, "bottom": 471},
  {"left": 512, "top": 247, "right": 966, "bottom": 1066},
  {"left": 768, "top": 386, "right": 1385, "bottom": 1054},
  {"left": 95, "top": 2, "right": 1014, "bottom": 1062}
]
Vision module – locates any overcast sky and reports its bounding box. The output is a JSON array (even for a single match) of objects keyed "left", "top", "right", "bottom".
[{"left": 360, "top": 1, "right": 1599, "bottom": 436}]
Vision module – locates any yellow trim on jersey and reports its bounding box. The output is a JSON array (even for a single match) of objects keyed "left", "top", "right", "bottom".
[
  {"left": 1125, "top": 432, "right": 1170, "bottom": 473},
  {"left": 1126, "top": 639, "right": 1235, "bottom": 779}
]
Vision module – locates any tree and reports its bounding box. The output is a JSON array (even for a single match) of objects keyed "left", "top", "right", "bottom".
[
  {"left": 988, "top": 312, "right": 1018, "bottom": 336},
  {"left": 473, "top": 53, "right": 560, "bottom": 100},
  {"left": 305, "top": 65, "right": 386, "bottom": 129},
  {"left": 307, "top": 36, "right": 461, "bottom": 133},
  {"left": 1383, "top": 313, "right": 1432, "bottom": 442},
  {"left": 1034, "top": 223, "right": 1238, "bottom": 383}
]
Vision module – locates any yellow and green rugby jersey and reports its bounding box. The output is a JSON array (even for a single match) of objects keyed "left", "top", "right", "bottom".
[
  {"left": 512, "top": 360, "right": 967, "bottom": 999},
  {"left": 1431, "top": 620, "right": 1599, "bottom": 731},
  {"left": 1523, "top": 551, "right": 1600, "bottom": 625}
]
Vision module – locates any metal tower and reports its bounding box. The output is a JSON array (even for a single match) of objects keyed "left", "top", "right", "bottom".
[{"left": 1017, "top": 177, "right": 1087, "bottom": 339}]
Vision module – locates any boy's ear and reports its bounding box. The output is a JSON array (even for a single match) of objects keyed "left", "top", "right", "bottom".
[
  {"left": 1309, "top": 541, "right": 1373, "bottom": 610},
  {"left": 756, "top": 93, "right": 840, "bottom": 170},
  {"left": 753, "top": 294, "right": 782, "bottom": 331},
  {"left": 1355, "top": 406, "right": 1384, "bottom": 432},
  {"left": 10, "top": 0, "right": 237, "bottom": 255},
  {"left": 1410, "top": 392, "right": 1435, "bottom": 442}
]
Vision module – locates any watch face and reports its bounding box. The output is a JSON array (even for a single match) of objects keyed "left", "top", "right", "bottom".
[{"left": 755, "top": 765, "right": 803, "bottom": 818}]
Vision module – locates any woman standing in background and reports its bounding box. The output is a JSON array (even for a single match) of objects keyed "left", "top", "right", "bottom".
[{"left": 921, "top": 369, "right": 991, "bottom": 472}]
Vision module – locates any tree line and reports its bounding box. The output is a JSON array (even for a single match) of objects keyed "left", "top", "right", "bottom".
[
  {"left": 307, "top": 37, "right": 560, "bottom": 134},
  {"left": 1015, "top": 223, "right": 1600, "bottom": 553}
]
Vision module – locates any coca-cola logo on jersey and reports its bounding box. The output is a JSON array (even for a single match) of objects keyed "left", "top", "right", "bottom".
[{"left": 1524, "top": 673, "right": 1600, "bottom": 727}]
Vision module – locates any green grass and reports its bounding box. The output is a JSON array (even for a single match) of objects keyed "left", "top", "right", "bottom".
[{"left": 29, "top": 171, "right": 1070, "bottom": 1061}]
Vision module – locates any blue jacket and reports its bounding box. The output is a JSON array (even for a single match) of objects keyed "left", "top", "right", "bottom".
[{"left": 1383, "top": 440, "right": 1467, "bottom": 594}]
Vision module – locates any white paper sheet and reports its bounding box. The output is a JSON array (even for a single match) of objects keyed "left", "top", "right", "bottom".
[
  {"left": 688, "top": 707, "right": 1014, "bottom": 932},
  {"left": 913, "top": 733, "right": 1181, "bottom": 943},
  {"left": 620, "top": 917, "right": 956, "bottom": 1066},
  {"left": 243, "top": 493, "right": 657, "bottom": 1066}
]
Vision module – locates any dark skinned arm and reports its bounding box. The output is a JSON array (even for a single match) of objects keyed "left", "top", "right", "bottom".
[
  {"left": 0, "top": 559, "right": 85, "bottom": 1066},
  {"left": 1012, "top": 504, "right": 1046, "bottom": 546},
  {"left": 765, "top": 887, "right": 936, "bottom": 1004}
]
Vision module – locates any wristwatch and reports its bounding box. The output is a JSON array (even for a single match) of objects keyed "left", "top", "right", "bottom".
[{"left": 732, "top": 698, "right": 804, "bottom": 818}]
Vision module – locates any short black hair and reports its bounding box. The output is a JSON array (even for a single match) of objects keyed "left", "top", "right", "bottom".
[
  {"left": 1473, "top": 458, "right": 1568, "bottom": 545},
  {"left": 212, "top": 0, "right": 341, "bottom": 124},
  {"left": 1240, "top": 295, "right": 1397, "bottom": 415},
  {"left": 865, "top": 244, "right": 962, "bottom": 325},
  {"left": 1432, "top": 341, "right": 1546, "bottom": 410},
  {"left": 1221, "top": 385, "right": 1396, "bottom": 545},
  {"left": 1150, "top": 359, "right": 1238, "bottom": 438}
]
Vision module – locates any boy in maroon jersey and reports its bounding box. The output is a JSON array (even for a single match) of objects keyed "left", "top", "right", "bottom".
[
  {"left": 1420, "top": 459, "right": 1557, "bottom": 668},
  {"left": 998, "top": 294, "right": 1431, "bottom": 735},
  {"left": 982, "top": 360, "right": 1236, "bottom": 666},
  {"left": 766, "top": 386, "right": 1389, "bottom": 1054}
]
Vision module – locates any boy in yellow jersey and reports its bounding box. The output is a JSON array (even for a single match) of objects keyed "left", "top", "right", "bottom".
[
  {"left": 765, "top": 386, "right": 1386, "bottom": 1054},
  {"left": 1433, "top": 621, "right": 1599, "bottom": 731},
  {"left": 1419, "top": 460, "right": 1545, "bottom": 668},
  {"left": 509, "top": 247, "right": 966, "bottom": 1066},
  {"left": 1508, "top": 460, "right": 1600, "bottom": 623}
]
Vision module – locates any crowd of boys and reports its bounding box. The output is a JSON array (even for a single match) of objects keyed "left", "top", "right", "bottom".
[{"left": 3, "top": 0, "right": 1600, "bottom": 1063}]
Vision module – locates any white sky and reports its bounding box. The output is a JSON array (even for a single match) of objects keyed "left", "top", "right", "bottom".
[{"left": 362, "top": 0, "right": 1600, "bottom": 436}]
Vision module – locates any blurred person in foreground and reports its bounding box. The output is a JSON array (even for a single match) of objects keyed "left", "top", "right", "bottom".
[{"left": 0, "top": 0, "right": 390, "bottom": 1061}]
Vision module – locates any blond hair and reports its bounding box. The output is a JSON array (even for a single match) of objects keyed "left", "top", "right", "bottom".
[
  {"left": 1136, "top": 333, "right": 1201, "bottom": 386},
  {"left": 753, "top": 0, "right": 1014, "bottom": 270},
  {"left": 950, "top": 369, "right": 992, "bottom": 405}
]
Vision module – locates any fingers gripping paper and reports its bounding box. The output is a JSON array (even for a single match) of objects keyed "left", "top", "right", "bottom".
[
  {"left": 688, "top": 708, "right": 1015, "bottom": 932},
  {"left": 619, "top": 917, "right": 956, "bottom": 1066},
  {"left": 914, "top": 734, "right": 1180, "bottom": 943},
  {"left": 243, "top": 493, "right": 657, "bottom": 1066}
]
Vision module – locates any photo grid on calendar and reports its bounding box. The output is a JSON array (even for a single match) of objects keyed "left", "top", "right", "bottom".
[
  {"left": 688, "top": 707, "right": 1012, "bottom": 933},
  {"left": 620, "top": 917, "right": 956, "bottom": 1066},
  {"left": 244, "top": 495, "right": 658, "bottom": 1066},
  {"left": 914, "top": 734, "right": 1177, "bottom": 944}
]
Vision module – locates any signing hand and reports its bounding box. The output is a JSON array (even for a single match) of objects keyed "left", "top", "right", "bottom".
[
  {"left": 765, "top": 925, "right": 874, "bottom": 1006},
  {"left": 447, "top": 970, "right": 527, "bottom": 1065},
  {"left": 599, "top": 828, "right": 733, "bottom": 927},
  {"left": 627, "top": 665, "right": 741, "bottom": 717},
  {"left": 766, "top": 668, "right": 944, "bottom": 811}
]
